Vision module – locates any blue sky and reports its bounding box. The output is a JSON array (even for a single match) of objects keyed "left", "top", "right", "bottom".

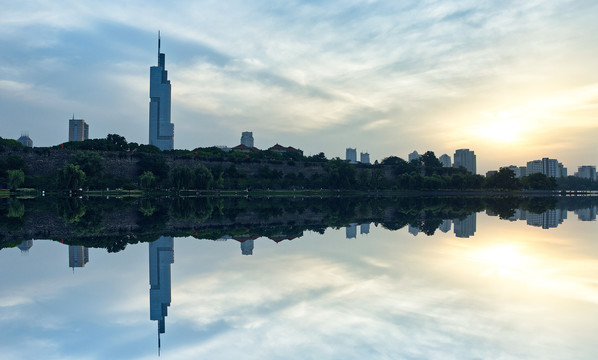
[{"left": 1, "top": 0, "right": 597, "bottom": 172}]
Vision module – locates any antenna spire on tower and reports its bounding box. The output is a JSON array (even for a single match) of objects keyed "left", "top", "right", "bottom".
[{"left": 158, "top": 31, "right": 161, "bottom": 54}]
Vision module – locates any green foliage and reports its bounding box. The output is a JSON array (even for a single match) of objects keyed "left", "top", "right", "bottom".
[
  {"left": 7, "top": 199, "right": 25, "bottom": 218},
  {"left": 420, "top": 151, "right": 442, "bottom": 168},
  {"left": 521, "top": 173, "right": 557, "bottom": 190},
  {"left": 71, "top": 151, "right": 105, "bottom": 178},
  {"left": 137, "top": 153, "right": 169, "bottom": 180},
  {"left": 56, "top": 164, "right": 86, "bottom": 190},
  {"left": 557, "top": 176, "right": 598, "bottom": 190},
  {"left": 7, "top": 169, "right": 25, "bottom": 190},
  {"left": 324, "top": 158, "right": 356, "bottom": 189},
  {"left": 484, "top": 168, "right": 521, "bottom": 190},
  {"left": 193, "top": 164, "right": 213, "bottom": 190},
  {"left": 140, "top": 171, "right": 157, "bottom": 190},
  {"left": 170, "top": 166, "right": 193, "bottom": 190}
]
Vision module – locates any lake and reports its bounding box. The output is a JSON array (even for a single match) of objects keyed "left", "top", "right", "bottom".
[{"left": 1, "top": 196, "right": 597, "bottom": 359}]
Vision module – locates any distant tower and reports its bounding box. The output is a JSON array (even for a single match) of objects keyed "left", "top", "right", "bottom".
[
  {"left": 439, "top": 154, "right": 451, "bottom": 168},
  {"left": 69, "top": 117, "right": 89, "bottom": 142},
  {"left": 17, "top": 132, "right": 33, "bottom": 148},
  {"left": 17, "top": 240, "right": 34, "bottom": 254},
  {"left": 149, "top": 32, "right": 174, "bottom": 151},
  {"left": 346, "top": 148, "right": 357, "bottom": 164},
  {"left": 241, "top": 132, "right": 254, "bottom": 148},
  {"left": 360, "top": 152, "right": 370, "bottom": 164},
  {"left": 453, "top": 149, "right": 476, "bottom": 174}
]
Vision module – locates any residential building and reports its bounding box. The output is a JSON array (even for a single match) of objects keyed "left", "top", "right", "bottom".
[
  {"left": 149, "top": 33, "right": 174, "bottom": 151},
  {"left": 439, "top": 154, "right": 451, "bottom": 168},
  {"left": 526, "top": 158, "right": 566, "bottom": 178},
  {"left": 241, "top": 131, "right": 254, "bottom": 148},
  {"left": 69, "top": 118, "right": 89, "bottom": 142},
  {"left": 346, "top": 148, "right": 357, "bottom": 164},
  {"left": 453, "top": 149, "right": 476, "bottom": 174},
  {"left": 575, "top": 166, "right": 597, "bottom": 181},
  {"left": 505, "top": 165, "right": 522, "bottom": 178},
  {"left": 408, "top": 151, "right": 420, "bottom": 162},
  {"left": 360, "top": 152, "right": 370, "bottom": 164}
]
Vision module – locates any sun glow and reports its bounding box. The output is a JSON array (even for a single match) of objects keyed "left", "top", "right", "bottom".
[{"left": 472, "top": 112, "right": 526, "bottom": 143}]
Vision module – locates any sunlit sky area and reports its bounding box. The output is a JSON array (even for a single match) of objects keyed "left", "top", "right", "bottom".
[{"left": 1, "top": 1, "right": 597, "bottom": 173}]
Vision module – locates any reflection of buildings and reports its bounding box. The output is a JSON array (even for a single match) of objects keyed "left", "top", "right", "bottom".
[
  {"left": 17, "top": 240, "right": 33, "bottom": 254},
  {"left": 453, "top": 213, "right": 476, "bottom": 238},
  {"left": 69, "top": 246, "right": 89, "bottom": 268},
  {"left": 149, "top": 236, "right": 174, "bottom": 351},
  {"left": 346, "top": 223, "right": 358, "bottom": 238},
  {"left": 241, "top": 239, "right": 254, "bottom": 255},
  {"left": 439, "top": 219, "right": 451, "bottom": 233},
  {"left": 408, "top": 224, "right": 420, "bottom": 236},
  {"left": 360, "top": 223, "right": 370, "bottom": 234},
  {"left": 574, "top": 207, "right": 597, "bottom": 221},
  {"left": 525, "top": 209, "right": 566, "bottom": 229}
]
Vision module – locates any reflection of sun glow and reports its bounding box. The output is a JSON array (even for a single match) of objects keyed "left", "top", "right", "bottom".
[{"left": 474, "top": 244, "right": 525, "bottom": 275}]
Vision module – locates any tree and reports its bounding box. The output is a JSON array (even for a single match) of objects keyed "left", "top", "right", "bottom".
[
  {"left": 170, "top": 166, "right": 193, "bottom": 190},
  {"left": 420, "top": 151, "right": 442, "bottom": 168},
  {"left": 139, "top": 171, "right": 157, "bottom": 190},
  {"left": 193, "top": 164, "right": 213, "bottom": 190},
  {"left": 71, "top": 151, "right": 105, "bottom": 178},
  {"left": 106, "top": 134, "right": 128, "bottom": 150},
  {"left": 484, "top": 168, "right": 520, "bottom": 190},
  {"left": 521, "top": 173, "right": 557, "bottom": 190},
  {"left": 7, "top": 169, "right": 24, "bottom": 190},
  {"left": 57, "top": 164, "right": 86, "bottom": 190}
]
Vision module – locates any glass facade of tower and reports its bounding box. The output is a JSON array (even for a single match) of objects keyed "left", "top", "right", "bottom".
[{"left": 149, "top": 37, "right": 174, "bottom": 151}]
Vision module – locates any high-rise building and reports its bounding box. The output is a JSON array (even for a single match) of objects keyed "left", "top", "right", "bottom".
[
  {"left": 149, "top": 236, "right": 174, "bottom": 349},
  {"left": 360, "top": 152, "right": 370, "bottom": 164},
  {"left": 149, "top": 33, "right": 174, "bottom": 151},
  {"left": 346, "top": 148, "right": 357, "bottom": 164},
  {"left": 408, "top": 151, "right": 420, "bottom": 162},
  {"left": 240, "top": 131, "right": 254, "bottom": 148},
  {"left": 526, "top": 158, "right": 566, "bottom": 178},
  {"left": 504, "top": 165, "right": 522, "bottom": 178},
  {"left": 453, "top": 149, "right": 476, "bottom": 174},
  {"left": 439, "top": 154, "right": 451, "bottom": 168},
  {"left": 17, "top": 132, "right": 33, "bottom": 148},
  {"left": 69, "top": 118, "right": 89, "bottom": 142},
  {"left": 575, "top": 166, "right": 597, "bottom": 181}
]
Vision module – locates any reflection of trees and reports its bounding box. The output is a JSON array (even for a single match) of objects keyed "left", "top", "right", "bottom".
[
  {"left": 71, "top": 208, "right": 104, "bottom": 236},
  {"left": 7, "top": 199, "right": 25, "bottom": 218},
  {"left": 139, "top": 197, "right": 157, "bottom": 216},
  {"left": 56, "top": 198, "right": 87, "bottom": 223}
]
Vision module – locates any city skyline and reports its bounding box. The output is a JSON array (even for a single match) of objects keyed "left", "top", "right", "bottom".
[{"left": 1, "top": 2, "right": 597, "bottom": 173}]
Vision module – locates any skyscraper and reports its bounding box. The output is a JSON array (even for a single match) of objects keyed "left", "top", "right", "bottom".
[
  {"left": 149, "top": 33, "right": 174, "bottom": 151},
  {"left": 241, "top": 132, "right": 254, "bottom": 148},
  {"left": 453, "top": 149, "right": 476, "bottom": 174},
  {"left": 360, "top": 152, "right": 370, "bottom": 164},
  {"left": 69, "top": 117, "right": 89, "bottom": 142}
]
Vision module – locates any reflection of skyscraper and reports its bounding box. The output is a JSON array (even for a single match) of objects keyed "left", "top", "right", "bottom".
[
  {"left": 149, "top": 236, "right": 174, "bottom": 351},
  {"left": 346, "top": 223, "right": 357, "bottom": 238},
  {"left": 453, "top": 213, "right": 476, "bottom": 238},
  {"left": 439, "top": 219, "right": 451, "bottom": 233},
  {"left": 241, "top": 239, "right": 254, "bottom": 255},
  {"left": 69, "top": 246, "right": 89, "bottom": 268},
  {"left": 360, "top": 223, "right": 370, "bottom": 234},
  {"left": 149, "top": 33, "right": 174, "bottom": 151}
]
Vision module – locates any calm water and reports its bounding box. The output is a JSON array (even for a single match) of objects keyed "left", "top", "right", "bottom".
[{"left": 2, "top": 201, "right": 598, "bottom": 359}]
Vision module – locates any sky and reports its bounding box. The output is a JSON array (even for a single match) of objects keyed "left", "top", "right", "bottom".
[{"left": 1, "top": 0, "right": 597, "bottom": 173}]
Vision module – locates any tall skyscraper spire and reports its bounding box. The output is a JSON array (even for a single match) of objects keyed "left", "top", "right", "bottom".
[{"left": 149, "top": 32, "right": 174, "bottom": 150}]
